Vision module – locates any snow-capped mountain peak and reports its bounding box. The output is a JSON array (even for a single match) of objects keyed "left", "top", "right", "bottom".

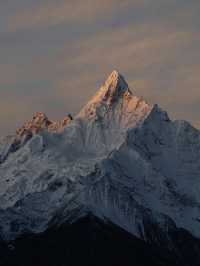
[
  {"left": 81, "top": 70, "right": 130, "bottom": 107},
  {"left": 0, "top": 70, "right": 200, "bottom": 250},
  {"left": 96, "top": 70, "right": 130, "bottom": 104},
  {"left": 76, "top": 71, "right": 154, "bottom": 154},
  {"left": 77, "top": 70, "right": 152, "bottom": 125}
]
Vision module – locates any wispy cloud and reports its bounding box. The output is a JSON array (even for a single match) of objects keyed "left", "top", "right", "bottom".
[{"left": 7, "top": 0, "right": 145, "bottom": 32}]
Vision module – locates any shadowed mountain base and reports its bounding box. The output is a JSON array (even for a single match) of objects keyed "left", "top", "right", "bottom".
[{"left": 0, "top": 215, "right": 200, "bottom": 266}]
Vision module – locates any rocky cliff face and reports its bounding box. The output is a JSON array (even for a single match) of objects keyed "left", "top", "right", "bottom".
[{"left": 0, "top": 70, "right": 200, "bottom": 260}]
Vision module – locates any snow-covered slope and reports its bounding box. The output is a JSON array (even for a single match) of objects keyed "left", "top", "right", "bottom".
[{"left": 0, "top": 70, "right": 200, "bottom": 244}]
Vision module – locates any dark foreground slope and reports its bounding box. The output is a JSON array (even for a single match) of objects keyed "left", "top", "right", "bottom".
[{"left": 0, "top": 216, "right": 200, "bottom": 266}]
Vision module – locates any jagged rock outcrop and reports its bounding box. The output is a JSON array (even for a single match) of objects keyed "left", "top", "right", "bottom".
[
  {"left": 0, "top": 112, "right": 73, "bottom": 163},
  {"left": 16, "top": 112, "right": 73, "bottom": 137}
]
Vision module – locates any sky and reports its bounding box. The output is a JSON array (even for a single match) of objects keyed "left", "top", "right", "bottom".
[{"left": 0, "top": 0, "right": 200, "bottom": 136}]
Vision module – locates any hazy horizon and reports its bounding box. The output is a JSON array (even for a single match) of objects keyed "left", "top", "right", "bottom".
[{"left": 0, "top": 0, "right": 200, "bottom": 136}]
